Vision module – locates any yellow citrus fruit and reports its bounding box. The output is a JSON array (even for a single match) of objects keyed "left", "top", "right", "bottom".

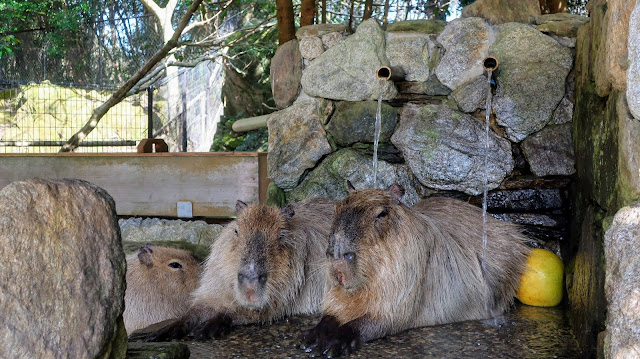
[{"left": 516, "top": 248, "right": 564, "bottom": 307}]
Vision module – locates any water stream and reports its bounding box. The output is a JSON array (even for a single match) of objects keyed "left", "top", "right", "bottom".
[
  {"left": 372, "top": 90, "right": 383, "bottom": 186},
  {"left": 482, "top": 70, "right": 494, "bottom": 318}
]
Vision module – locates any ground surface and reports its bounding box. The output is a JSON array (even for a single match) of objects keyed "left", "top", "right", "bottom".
[{"left": 134, "top": 303, "right": 582, "bottom": 358}]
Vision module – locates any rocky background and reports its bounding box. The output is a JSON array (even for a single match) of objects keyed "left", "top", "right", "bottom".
[{"left": 266, "top": 4, "right": 588, "bottom": 259}]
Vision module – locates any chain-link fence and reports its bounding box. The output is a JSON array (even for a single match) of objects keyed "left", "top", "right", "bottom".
[{"left": 0, "top": 16, "right": 164, "bottom": 153}]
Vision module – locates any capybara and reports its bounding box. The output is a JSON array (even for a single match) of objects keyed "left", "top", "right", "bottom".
[
  {"left": 302, "top": 184, "right": 530, "bottom": 357},
  {"left": 144, "top": 197, "right": 335, "bottom": 341},
  {"left": 124, "top": 244, "right": 202, "bottom": 334}
]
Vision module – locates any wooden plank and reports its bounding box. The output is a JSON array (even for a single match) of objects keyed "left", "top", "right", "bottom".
[{"left": 0, "top": 153, "right": 266, "bottom": 218}]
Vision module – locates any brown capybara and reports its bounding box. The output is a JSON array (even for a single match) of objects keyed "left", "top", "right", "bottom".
[
  {"left": 302, "top": 184, "right": 530, "bottom": 357},
  {"left": 124, "top": 244, "right": 202, "bottom": 334},
  {"left": 143, "top": 197, "right": 335, "bottom": 341}
]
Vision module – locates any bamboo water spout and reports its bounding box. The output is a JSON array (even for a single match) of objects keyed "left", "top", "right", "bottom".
[{"left": 376, "top": 66, "right": 406, "bottom": 82}]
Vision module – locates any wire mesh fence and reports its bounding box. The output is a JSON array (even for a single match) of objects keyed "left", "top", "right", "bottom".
[{"left": 0, "top": 16, "right": 164, "bottom": 153}]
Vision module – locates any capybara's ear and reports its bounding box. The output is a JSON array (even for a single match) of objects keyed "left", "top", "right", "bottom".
[
  {"left": 281, "top": 204, "right": 295, "bottom": 219},
  {"left": 236, "top": 200, "right": 248, "bottom": 214},
  {"left": 387, "top": 184, "right": 405, "bottom": 202},
  {"left": 138, "top": 245, "right": 154, "bottom": 267},
  {"left": 346, "top": 180, "right": 356, "bottom": 192}
]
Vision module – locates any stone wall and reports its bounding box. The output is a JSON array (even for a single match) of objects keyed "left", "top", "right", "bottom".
[
  {"left": 571, "top": 0, "right": 640, "bottom": 358},
  {"left": 267, "top": 13, "right": 586, "bottom": 257}
]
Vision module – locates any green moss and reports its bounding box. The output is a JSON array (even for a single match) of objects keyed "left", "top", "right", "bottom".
[
  {"left": 266, "top": 183, "right": 286, "bottom": 208},
  {"left": 386, "top": 20, "right": 446, "bottom": 34}
]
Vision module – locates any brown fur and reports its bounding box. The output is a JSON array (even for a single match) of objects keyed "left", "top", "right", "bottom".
[
  {"left": 124, "top": 245, "right": 202, "bottom": 334},
  {"left": 304, "top": 185, "right": 530, "bottom": 355},
  {"left": 146, "top": 197, "right": 335, "bottom": 340}
]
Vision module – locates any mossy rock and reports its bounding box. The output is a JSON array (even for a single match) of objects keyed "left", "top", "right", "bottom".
[
  {"left": 386, "top": 20, "right": 446, "bottom": 34},
  {"left": 123, "top": 240, "right": 210, "bottom": 261}
]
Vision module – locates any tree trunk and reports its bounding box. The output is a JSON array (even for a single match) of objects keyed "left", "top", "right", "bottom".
[
  {"left": 276, "top": 0, "right": 296, "bottom": 45},
  {"left": 348, "top": 0, "right": 356, "bottom": 30},
  {"left": 321, "top": 0, "right": 327, "bottom": 23},
  {"left": 301, "top": 0, "right": 316, "bottom": 26},
  {"left": 363, "top": 0, "right": 373, "bottom": 20},
  {"left": 382, "top": 0, "right": 391, "bottom": 25},
  {"left": 539, "top": 0, "right": 569, "bottom": 14}
]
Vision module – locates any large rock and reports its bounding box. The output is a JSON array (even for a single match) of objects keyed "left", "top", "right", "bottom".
[
  {"left": 300, "top": 19, "right": 398, "bottom": 101},
  {"left": 593, "top": 0, "right": 634, "bottom": 96},
  {"left": 299, "top": 36, "right": 324, "bottom": 60},
  {"left": 119, "top": 218, "right": 224, "bottom": 248},
  {"left": 628, "top": 2, "right": 640, "bottom": 120},
  {"left": 535, "top": 13, "right": 590, "bottom": 38},
  {"left": 451, "top": 75, "right": 489, "bottom": 113},
  {"left": 325, "top": 100, "right": 398, "bottom": 146},
  {"left": 0, "top": 178, "right": 127, "bottom": 359},
  {"left": 296, "top": 24, "right": 349, "bottom": 38},
  {"left": 287, "top": 148, "right": 425, "bottom": 206},
  {"left": 385, "top": 19, "right": 446, "bottom": 34},
  {"left": 391, "top": 104, "right": 514, "bottom": 195},
  {"left": 270, "top": 39, "right": 302, "bottom": 109},
  {"left": 461, "top": 0, "right": 540, "bottom": 25},
  {"left": 385, "top": 32, "right": 437, "bottom": 82},
  {"left": 268, "top": 100, "right": 332, "bottom": 190},
  {"left": 434, "top": 17, "right": 489, "bottom": 91},
  {"left": 521, "top": 124, "right": 575, "bottom": 177},
  {"left": 551, "top": 96, "right": 574, "bottom": 125},
  {"left": 617, "top": 95, "right": 640, "bottom": 205},
  {"left": 491, "top": 22, "right": 573, "bottom": 142},
  {"left": 604, "top": 201, "right": 640, "bottom": 359}
]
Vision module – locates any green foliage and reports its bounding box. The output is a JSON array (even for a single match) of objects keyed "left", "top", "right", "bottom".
[{"left": 0, "top": 35, "right": 19, "bottom": 58}]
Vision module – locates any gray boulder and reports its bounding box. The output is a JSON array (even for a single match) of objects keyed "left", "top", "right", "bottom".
[
  {"left": 535, "top": 13, "right": 590, "bottom": 38},
  {"left": 604, "top": 201, "right": 640, "bottom": 359},
  {"left": 299, "top": 36, "right": 324, "bottom": 60},
  {"left": 385, "top": 32, "right": 436, "bottom": 82},
  {"left": 296, "top": 24, "right": 349, "bottom": 38},
  {"left": 435, "top": 17, "right": 490, "bottom": 91},
  {"left": 391, "top": 104, "right": 514, "bottom": 195},
  {"left": 268, "top": 100, "right": 333, "bottom": 190},
  {"left": 287, "top": 148, "right": 425, "bottom": 206},
  {"left": 325, "top": 101, "right": 398, "bottom": 146},
  {"left": 270, "top": 39, "right": 302, "bottom": 109},
  {"left": 119, "top": 218, "right": 224, "bottom": 248},
  {"left": 628, "top": 2, "right": 640, "bottom": 120},
  {"left": 551, "top": 96, "right": 574, "bottom": 125},
  {"left": 301, "top": 19, "right": 398, "bottom": 101},
  {"left": 0, "top": 178, "right": 127, "bottom": 359},
  {"left": 462, "top": 0, "right": 540, "bottom": 25},
  {"left": 385, "top": 19, "right": 446, "bottom": 34},
  {"left": 491, "top": 22, "right": 573, "bottom": 142},
  {"left": 451, "top": 75, "right": 489, "bottom": 113},
  {"left": 521, "top": 124, "right": 575, "bottom": 177},
  {"left": 617, "top": 95, "right": 640, "bottom": 203}
]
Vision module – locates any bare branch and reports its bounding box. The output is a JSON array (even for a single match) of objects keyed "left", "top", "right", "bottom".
[{"left": 59, "top": 0, "right": 205, "bottom": 152}]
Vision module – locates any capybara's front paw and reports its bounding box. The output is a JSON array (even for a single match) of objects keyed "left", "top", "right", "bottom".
[
  {"left": 192, "top": 313, "right": 233, "bottom": 339},
  {"left": 300, "top": 315, "right": 341, "bottom": 353},
  {"left": 319, "top": 324, "right": 360, "bottom": 358}
]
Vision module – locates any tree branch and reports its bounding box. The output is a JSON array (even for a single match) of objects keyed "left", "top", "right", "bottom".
[{"left": 59, "top": 0, "right": 205, "bottom": 152}]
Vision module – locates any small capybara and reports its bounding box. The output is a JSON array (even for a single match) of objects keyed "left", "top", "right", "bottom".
[
  {"left": 302, "top": 183, "right": 530, "bottom": 357},
  {"left": 124, "top": 244, "right": 202, "bottom": 334},
  {"left": 143, "top": 197, "right": 335, "bottom": 341}
]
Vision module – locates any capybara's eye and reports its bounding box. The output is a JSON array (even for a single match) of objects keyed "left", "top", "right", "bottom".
[
  {"left": 344, "top": 252, "right": 355, "bottom": 261},
  {"left": 234, "top": 228, "right": 238, "bottom": 235},
  {"left": 168, "top": 262, "right": 183, "bottom": 269},
  {"left": 258, "top": 274, "right": 267, "bottom": 285},
  {"left": 238, "top": 273, "right": 244, "bottom": 282},
  {"left": 376, "top": 209, "right": 389, "bottom": 220}
]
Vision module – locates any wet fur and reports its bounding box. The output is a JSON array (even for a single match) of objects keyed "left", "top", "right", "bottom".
[
  {"left": 148, "top": 198, "right": 335, "bottom": 340},
  {"left": 308, "top": 187, "right": 530, "bottom": 354},
  {"left": 124, "top": 245, "right": 202, "bottom": 334}
]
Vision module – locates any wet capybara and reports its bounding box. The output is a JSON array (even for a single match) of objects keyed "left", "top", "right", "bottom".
[
  {"left": 302, "top": 184, "right": 530, "bottom": 357},
  {"left": 124, "top": 244, "right": 202, "bottom": 334},
  {"left": 144, "top": 197, "right": 335, "bottom": 341}
]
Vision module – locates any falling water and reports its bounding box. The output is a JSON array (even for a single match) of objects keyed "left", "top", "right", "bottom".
[
  {"left": 481, "top": 68, "right": 495, "bottom": 323},
  {"left": 372, "top": 90, "right": 383, "bottom": 186}
]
